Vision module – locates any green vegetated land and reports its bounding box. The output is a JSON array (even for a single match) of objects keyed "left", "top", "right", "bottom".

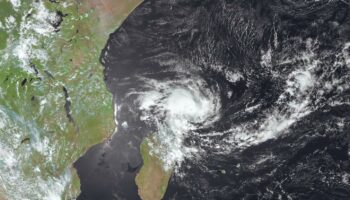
[
  {"left": 0, "top": 0, "right": 140, "bottom": 199},
  {"left": 136, "top": 136, "right": 172, "bottom": 200}
]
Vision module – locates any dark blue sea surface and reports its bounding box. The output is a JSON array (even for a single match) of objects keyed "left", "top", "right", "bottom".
[{"left": 75, "top": 0, "right": 350, "bottom": 199}]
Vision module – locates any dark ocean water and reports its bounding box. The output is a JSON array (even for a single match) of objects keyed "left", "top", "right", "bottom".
[{"left": 75, "top": 0, "right": 350, "bottom": 199}]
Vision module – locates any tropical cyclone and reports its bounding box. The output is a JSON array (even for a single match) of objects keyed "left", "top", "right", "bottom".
[
  {"left": 0, "top": 0, "right": 140, "bottom": 199},
  {"left": 100, "top": 0, "right": 350, "bottom": 199}
]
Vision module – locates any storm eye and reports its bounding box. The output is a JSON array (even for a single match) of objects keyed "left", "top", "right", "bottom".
[{"left": 135, "top": 77, "right": 221, "bottom": 169}]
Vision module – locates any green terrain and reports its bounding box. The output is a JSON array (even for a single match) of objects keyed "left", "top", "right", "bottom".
[
  {"left": 136, "top": 136, "right": 172, "bottom": 200},
  {"left": 0, "top": 0, "right": 140, "bottom": 199}
]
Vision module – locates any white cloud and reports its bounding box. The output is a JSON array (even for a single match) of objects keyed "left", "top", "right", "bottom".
[{"left": 136, "top": 76, "right": 221, "bottom": 170}]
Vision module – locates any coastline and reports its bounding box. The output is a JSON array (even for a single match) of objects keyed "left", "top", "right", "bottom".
[{"left": 0, "top": 0, "right": 141, "bottom": 199}]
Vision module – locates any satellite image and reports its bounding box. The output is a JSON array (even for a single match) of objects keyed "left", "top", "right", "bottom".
[{"left": 0, "top": 0, "right": 350, "bottom": 200}]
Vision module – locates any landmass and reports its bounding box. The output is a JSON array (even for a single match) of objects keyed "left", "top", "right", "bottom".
[
  {"left": 136, "top": 136, "right": 172, "bottom": 200},
  {"left": 0, "top": 0, "right": 140, "bottom": 199}
]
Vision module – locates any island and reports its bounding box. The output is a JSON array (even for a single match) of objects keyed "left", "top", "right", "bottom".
[{"left": 136, "top": 136, "right": 172, "bottom": 200}]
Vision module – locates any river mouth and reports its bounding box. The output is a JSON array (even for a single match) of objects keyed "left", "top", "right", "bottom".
[{"left": 76, "top": 0, "right": 350, "bottom": 199}]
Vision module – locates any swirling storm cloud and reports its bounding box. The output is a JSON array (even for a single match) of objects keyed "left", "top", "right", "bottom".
[{"left": 76, "top": 0, "right": 350, "bottom": 199}]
